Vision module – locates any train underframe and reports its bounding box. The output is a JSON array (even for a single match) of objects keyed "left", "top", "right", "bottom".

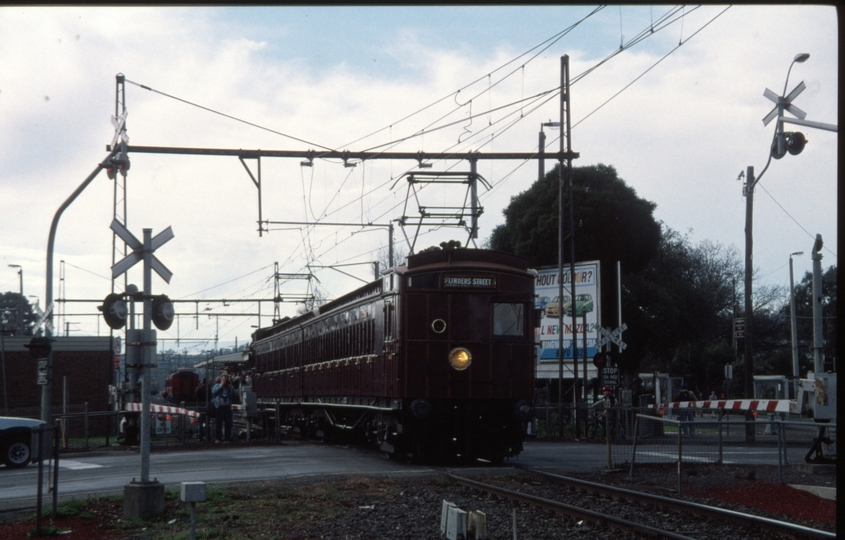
[{"left": 258, "top": 398, "right": 527, "bottom": 464}]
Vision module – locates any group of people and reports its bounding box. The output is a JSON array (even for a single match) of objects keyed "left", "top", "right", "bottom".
[
  {"left": 674, "top": 385, "right": 723, "bottom": 437},
  {"left": 588, "top": 383, "right": 724, "bottom": 439},
  {"left": 196, "top": 372, "right": 251, "bottom": 443}
]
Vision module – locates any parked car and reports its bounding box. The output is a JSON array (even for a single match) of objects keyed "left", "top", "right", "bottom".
[
  {"left": 534, "top": 296, "right": 551, "bottom": 310},
  {"left": 567, "top": 293, "right": 594, "bottom": 315},
  {"left": 545, "top": 293, "right": 594, "bottom": 318},
  {"left": 0, "top": 416, "right": 45, "bottom": 468}
]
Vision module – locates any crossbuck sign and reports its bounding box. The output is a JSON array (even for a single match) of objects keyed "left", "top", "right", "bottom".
[
  {"left": 110, "top": 219, "right": 174, "bottom": 282},
  {"left": 596, "top": 323, "right": 627, "bottom": 351}
]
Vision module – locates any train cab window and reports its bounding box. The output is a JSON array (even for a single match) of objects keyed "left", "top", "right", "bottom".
[
  {"left": 493, "top": 303, "right": 525, "bottom": 336},
  {"left": 407, "top": 272, "right": 439, "bottom": 289}
]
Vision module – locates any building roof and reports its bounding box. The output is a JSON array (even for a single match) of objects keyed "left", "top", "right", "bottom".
[{"left": 1, "top": 335, "right": 114, "bottom": 353}]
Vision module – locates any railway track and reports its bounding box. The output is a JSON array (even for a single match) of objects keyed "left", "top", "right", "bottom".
[{"left": 444, "top": 469, "right": 835, "bottom": 539}]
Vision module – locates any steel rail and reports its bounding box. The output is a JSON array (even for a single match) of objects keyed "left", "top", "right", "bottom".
[
  {"left": 518, "top": 467, "right": 836, "bottom": 539},
  {"left": 444, "top": 473, "right": 696, "bottom": 540}
]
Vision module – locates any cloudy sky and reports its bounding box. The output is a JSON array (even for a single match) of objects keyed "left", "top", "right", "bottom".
[{"left": 0, "top": 6, "right": 838, "bottom": 355}]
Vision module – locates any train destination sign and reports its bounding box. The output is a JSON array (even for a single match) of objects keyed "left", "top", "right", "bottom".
[{"left": 443, "top": 275, "right": 497, "bottom": 288}]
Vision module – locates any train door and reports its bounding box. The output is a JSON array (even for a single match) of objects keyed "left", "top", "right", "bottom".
[{"left": 381, "top": 296, "right": 398, "bottom": 397}]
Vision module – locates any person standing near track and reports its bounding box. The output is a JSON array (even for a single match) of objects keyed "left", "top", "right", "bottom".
[
  {"left": 212, "top": 374, "right": 236, "bottom": 442},
  {"left": 675, "top": 384, "right": 697, "bottom": 437},
  {"left": 588, "top": 386, "right": 615, "bottom": 438}
]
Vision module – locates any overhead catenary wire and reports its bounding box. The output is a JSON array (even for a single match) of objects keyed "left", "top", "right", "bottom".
[
  {"left": 757, "top": 184, "right": 837, "bottom": 259},
  {"left": 338, "top": 6, "right": 606, "bottom": 153},
  {"left": 272, "top": 6, "right": 735, "bottom": 281},
  {"left": 123, "top": 78, "right": 337, "bottom": 153},
  {"left": 123, "top": 7, "right": 752, "bottom": 325}
]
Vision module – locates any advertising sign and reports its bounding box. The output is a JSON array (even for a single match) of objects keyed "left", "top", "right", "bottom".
[{"left": 534, "top": 262, "right": 601, "bottom": 376}]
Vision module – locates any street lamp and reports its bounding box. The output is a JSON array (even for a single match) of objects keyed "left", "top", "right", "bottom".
[
  {"left": 8, "top": 265, "right": 23, "bottom": 336},
  {"left": 788, "top": 251, "right": 804, "bottom": 378},
  {"left": 539, "top": 121, "right": 561, "bottom": 182},
  {"left": 773, "top": 53, "right": 810, "bottom": 158}
]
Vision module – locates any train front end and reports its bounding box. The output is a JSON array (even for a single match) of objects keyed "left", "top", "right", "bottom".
[{"left": 394, "top": 246, "right": 536, "bottom": 463}]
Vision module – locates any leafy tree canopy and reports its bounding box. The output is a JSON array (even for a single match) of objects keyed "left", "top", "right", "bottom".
[
  {"left": 0, "top": 291, "right": 36, "bottom": 336},
  {"left": 485, "top": 163, "right": 812, "bottom": 396},
  {"left": 489, "top": 163, "right": 661, "bottom": 273}
]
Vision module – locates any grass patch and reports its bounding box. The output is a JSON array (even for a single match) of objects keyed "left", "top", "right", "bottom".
[
  {"left": 5, "top": 478, "right": 385, "bottom": 540},
  {"left": 54, "top": 499, "right": 95, "bottom": 519},
  {"left": 204, "top": 487, "right": 231, "bottom": 504}
]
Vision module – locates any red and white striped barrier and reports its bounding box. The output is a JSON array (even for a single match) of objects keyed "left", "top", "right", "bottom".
[
  {"left": 124, "top": 403, "right": 201, "bottom": 418},
  {"left": 647, "top": 400, "right": 791, "bottom": 413}
]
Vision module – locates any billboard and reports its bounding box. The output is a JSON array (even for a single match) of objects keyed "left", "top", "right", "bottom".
[{"left": 534, "top": 262, "right": 600, "bottom": 379}]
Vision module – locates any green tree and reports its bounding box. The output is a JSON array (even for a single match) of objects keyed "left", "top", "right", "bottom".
[
  {"left": 0, "top": 291, "right": 36, "bottom": 336},
  {"left": 489, "top": 163, "right": 662, "bottom": 356},
  {"left": 490, "top": 163, "right": 661, "bottom": 272},
  {"left": 487, "top": 163, "right": 798, "bottom": 394},
  {"left": 623, "top": 227, "right": 743, "bottom": 377}
]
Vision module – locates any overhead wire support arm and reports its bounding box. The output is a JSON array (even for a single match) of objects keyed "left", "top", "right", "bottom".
[
  {"left": 105, "top": 145, "right": 579, "bottom": 162},
  {"left": 106, "top": 144, "right": 573, "bottom": 240},
  {"left": 238, "top": 155, "right": 264, "bottom": 236}
]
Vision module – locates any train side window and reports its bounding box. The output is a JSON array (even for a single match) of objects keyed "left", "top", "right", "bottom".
[{"left": 493, "top": 303, "right": 525, "bottom": 336}]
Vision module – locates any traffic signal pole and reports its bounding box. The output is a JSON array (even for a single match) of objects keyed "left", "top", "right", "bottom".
[{"left": 43, "top": 149, "right": 119, "bottom": 423}]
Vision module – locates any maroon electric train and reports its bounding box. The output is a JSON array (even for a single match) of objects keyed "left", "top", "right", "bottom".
[{"left": 248, "top": 245, "right": 536, "bottom": 463}]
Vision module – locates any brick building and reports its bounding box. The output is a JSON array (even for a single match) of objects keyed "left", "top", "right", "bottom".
[{"left": 0, "top": 335, "right": 115, "bottom": 418}]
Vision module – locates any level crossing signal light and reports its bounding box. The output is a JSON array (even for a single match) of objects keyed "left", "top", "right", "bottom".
[
  {"left": 593, "top": 352, "right": 618, "bottom": 370},
  {"left": 99, "top": 293, "right": 128, "bottom": 330},
  {"left": 24, "top": 336, "right": 53, "bottom": 358},
  {"left": 105, "top": 150, "right": 130, "bottom": 180},
  {"left": 151, "top": 294, "right": 175, "bottom": 330},
  {"left": 771, "top": 131, "right": 807, "bottom": 159},
  {"left": 592, "top": 352, "right": 607, "bottom": 369},
  {"left": 98, "top": 292, "right": 174, "bottom": 331}
]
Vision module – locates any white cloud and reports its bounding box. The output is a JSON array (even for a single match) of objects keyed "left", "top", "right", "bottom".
[{"left": 0, "top": 5, "right": 837, "bottom": 350}]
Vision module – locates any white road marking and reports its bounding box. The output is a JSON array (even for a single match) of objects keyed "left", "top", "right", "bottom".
[{"left": 59, "top": 460, "right": 104, "bottom": 470}]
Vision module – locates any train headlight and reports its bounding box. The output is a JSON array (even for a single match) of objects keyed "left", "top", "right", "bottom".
[{"left": 449, "top": 347, "right": 472, "bottom": 371}]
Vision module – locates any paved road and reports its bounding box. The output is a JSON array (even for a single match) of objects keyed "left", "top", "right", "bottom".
[
  {"left": 0, "top": 441, "right": 431, "bottom": 511},
  {"left": 0, "top": 439, "right": 805, "bottom": 511}
]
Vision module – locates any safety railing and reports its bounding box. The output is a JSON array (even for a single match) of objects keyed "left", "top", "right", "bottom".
[{"left": 622, "top": 414, "right": 837, "bottom": 495}]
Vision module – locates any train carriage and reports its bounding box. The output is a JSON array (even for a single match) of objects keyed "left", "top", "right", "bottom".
[{"left": 248, "top": 245, "right": 536, "bottom": 463}]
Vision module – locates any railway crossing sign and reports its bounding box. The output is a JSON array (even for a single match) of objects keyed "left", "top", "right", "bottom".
[
  {"left": 762, "top": 81, "right": 807, "bottom": 127},
  {"left": 596, "top": 324, "right": 627, "bottom": 351},
  {"left": 33, "top": 302, "right": 54, "bottom": 335},
  {"left": 110, "top": 219, "right": 174, "bottom": 283}
]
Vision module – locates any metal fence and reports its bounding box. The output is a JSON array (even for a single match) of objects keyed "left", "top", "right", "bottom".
[
  {"left": 530, "top": 403, "right": 644, "bottom": 440},
  {"left": 620, "top": 413, "right": 836, "bottom": 494},
  {"left": 4, "top": 405, "right": 204, "bottom": 451},
  {"left": 529, "top": 404, "right": 837, "bottom": 484}
]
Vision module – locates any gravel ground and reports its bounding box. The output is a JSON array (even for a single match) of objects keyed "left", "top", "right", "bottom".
[{"left": 0, "top": 461, "right": 835, "bottom": 539}]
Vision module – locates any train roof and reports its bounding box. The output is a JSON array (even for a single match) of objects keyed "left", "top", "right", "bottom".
[
  {"left": 0, "top": 335, "right": 114, "bottom": 353},
  {"left": 400, "top": 247, "right": 529, "bottom": 272},
  {"left": 251, "top": 248, "right": 531, "bottom": 343}
]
